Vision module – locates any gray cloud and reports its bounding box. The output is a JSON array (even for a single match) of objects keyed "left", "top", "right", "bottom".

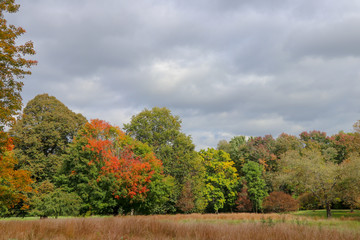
[{"left": 8, "top": 0, "right": 360, "bottom": 149}]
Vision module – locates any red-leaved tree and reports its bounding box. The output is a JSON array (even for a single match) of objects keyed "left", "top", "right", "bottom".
[{"left": 61, "top": 119, "right": 166, "bottom": 215}]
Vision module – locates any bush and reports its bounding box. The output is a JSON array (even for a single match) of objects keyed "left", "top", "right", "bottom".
[{"left": 263, "top": 191, "right": 299, "bottom": 213}]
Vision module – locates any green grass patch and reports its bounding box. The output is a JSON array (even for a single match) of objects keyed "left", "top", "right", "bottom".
[{"left": 292, "top": 209, "right": 360, "bottom": 219}]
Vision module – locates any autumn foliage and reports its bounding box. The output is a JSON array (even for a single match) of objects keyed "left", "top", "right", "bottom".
[
  {"left": 235, "top": 185, "right": 252, "bottom": 212},
  {"left": 82, "top": 119, "right": 161, "bottom": 201},
  {"left": 0, "top": 133, "right": 33, "bottom": 214},
  {"left": 0, "top": 0, "right": 37, "bottom": 128},
  {"left": 59, "top": 119, "right": 166, "bottom": 214}
]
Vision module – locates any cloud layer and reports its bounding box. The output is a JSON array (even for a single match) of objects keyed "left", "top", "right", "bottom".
[{"left": 8, "top": 0, "right": 360, "bottom": 149}]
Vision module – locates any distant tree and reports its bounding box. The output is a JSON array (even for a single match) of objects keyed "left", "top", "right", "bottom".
[
  {"left": 330, "top": 132, "right": 360, "bottom": 163},
  {"left": 246, "top": 135, "right": 277, "bottom": 172},
  {"left": 242, "top": 161, "right": 268, "bottom": 213},
  {"left": 0, "top": 0, "right": 36, "bottom": 131},
  {"left": 124, "top": 107, "right": 206, "bottom": 212},
  {"left": 274, "top": 133, "right": 302, "bottom": 157},
  {"left": 10, "top": 94, "right": 87, "bottom": 183},
  {"left": 300, "top": 130, "right": 331, "bottom": 150},
  {"left": 199, "top": 148, "right": 239, "bottom": 213}
]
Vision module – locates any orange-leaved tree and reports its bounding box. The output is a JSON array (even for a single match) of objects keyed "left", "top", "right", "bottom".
[
  {"left": 0, "top": 135, "right": 33, "bottom": 216},
  {"left": 59, "top": 119, "right": 170, "bottom": 215},
  {"left": 0, "top": 0, "right": 36, "bottom": 131}
]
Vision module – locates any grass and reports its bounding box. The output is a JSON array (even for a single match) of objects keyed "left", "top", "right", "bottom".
[
  {"left": 292, "top": 209, "right": 360, "bottom": 219},
  {"left": 1, "top": 213, "right": 360, "bottom": 240}
]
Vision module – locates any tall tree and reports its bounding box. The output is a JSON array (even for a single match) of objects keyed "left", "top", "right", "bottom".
[
  {"left": 199, "top": 148, "right": 239, "bottom": 213},
  {"left": 242, "top": 161, "right": 268, "bottom": 213},
  {"left": 124, "top": 107, "right": 207, "bottom": 212},
  {"left": 0, "top": 0, "right": 36, "bottom": 131},
  {"left": 336, "top": 154, "right": 360, "bottom": 211},
  {"left": 10, "top": 94, "right": 87, "bottom": 183},
  {"left": 276, "top": 148, "right": 345, "bottom": 218},
  {"left": 59, "top": 119, "right": 171, "bottom": 215}
]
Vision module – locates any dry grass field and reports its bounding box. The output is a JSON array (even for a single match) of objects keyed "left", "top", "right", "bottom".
[{"left": 1, "top": 213, "right": 360, "bottom": 240}]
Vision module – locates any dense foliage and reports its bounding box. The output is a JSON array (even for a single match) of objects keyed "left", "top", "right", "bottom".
[
  {"left": 58, "top": 119, "right": 171, "bottom": 215},
  {"left": 124, "top": 107, "right": 207, "bottom": 213},
  {"left": 11, "top": 94, "right": 87, "bottom": 183},
  {"left": 2, "top": 93, "right": 360, "bottom": 218},
  {"left": 0, "top": 0, "right": 36, "bottom": 131},
  {"left": 0, "top": 0, "right": 35, "bottom": 217}
]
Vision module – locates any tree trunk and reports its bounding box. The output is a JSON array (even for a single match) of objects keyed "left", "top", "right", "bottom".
[{"left": 326, "top": 202, "right": 332, "bottom": 218}]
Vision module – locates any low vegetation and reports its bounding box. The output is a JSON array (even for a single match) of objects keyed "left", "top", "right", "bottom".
[{"left": 1, "top": 213, "right": 360, "bottom": 240}]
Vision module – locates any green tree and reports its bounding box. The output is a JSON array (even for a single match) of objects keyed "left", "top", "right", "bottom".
[
  {"left": 218, "top": 136, "right": 249, "bottom": 171},
  {"left": 124, "top": 107, "right": 206, "bottom": 212},
  {"left": 10, "top": 94, "right": 87, "bottom": 183},
  {"left": 242, "top": 161, "right": 268, "bottom": 213},
  {"left": 0, "top": 0, "right": 36, "bottom": 131},
  {"left": 276, "top": 148, "right": 344, "bottom": 218},
  {"left": 30, "top": 182, "right": 82, "bottom": 218},
  {"left": 337, "top": 154, "right": 360, "bottom": 212},
  {"left": 199, "top": 148, "right": 239, "bottom": 213}
]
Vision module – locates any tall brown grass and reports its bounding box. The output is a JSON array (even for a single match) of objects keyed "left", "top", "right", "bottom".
[{"left": 1, "top": 213, "right": 359, "bottom": 240}]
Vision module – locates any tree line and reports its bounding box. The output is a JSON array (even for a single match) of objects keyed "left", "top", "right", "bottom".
[
  {"left": 1, "top": 94, "right": 360, "bottom": 218},
  {"left": 1, "top": 0, "right": 360, "bottom": 219}
]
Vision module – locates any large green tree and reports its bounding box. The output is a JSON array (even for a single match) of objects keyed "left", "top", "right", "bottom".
[
  {"left": 276, "top": 148, "right": 352, "bottom": 218},
  {"left": 123, "top": 107, "right": 207, "bottom": 212},
  {"left": 10, "top": 94, "right": 87, "bottom": 183},
  {"left": 0, "top": 0, "right": 36, "bottom": 131},
  {"left": 242, "top": 161, "right": 268, "bottom": 213}
]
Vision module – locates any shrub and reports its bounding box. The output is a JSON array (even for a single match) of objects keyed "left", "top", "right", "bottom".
[
  {"left": 235, "top": 186, "right": 253, "bottom": 212},
  {"left": 263, "top": 191, "right": 299, "bottom": 213}
]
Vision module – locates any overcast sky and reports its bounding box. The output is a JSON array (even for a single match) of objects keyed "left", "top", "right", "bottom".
[{"left": 7, "top": 0, "right": 360, "bottom": 149}]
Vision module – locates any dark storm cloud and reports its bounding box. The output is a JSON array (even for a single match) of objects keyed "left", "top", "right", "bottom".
[{"left": 9, "top": 0, "right": 360, "bottom": 148}]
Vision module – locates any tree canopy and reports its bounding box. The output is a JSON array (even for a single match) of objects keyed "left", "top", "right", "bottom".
[
  {"left": 0, "top": 0, "right": 36, "bottom": 130},
  {"left": 10, "top": 94, "right": 87, "bottom": 182},
  {"left": 124, "top": 107, "right": 207, "bottom": 212},
  {"left": 59, "top": 119, "right": 169, "bottom": 215}
]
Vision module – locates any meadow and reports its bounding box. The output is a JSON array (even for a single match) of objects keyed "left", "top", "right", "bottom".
[{"left": 1, "top": 212, "right": 360, "bottom": 240}]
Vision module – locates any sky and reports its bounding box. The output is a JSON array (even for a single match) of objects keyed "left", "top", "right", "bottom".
[{"left": 6, "top": 0, "right": 360, "bottom": 149}]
